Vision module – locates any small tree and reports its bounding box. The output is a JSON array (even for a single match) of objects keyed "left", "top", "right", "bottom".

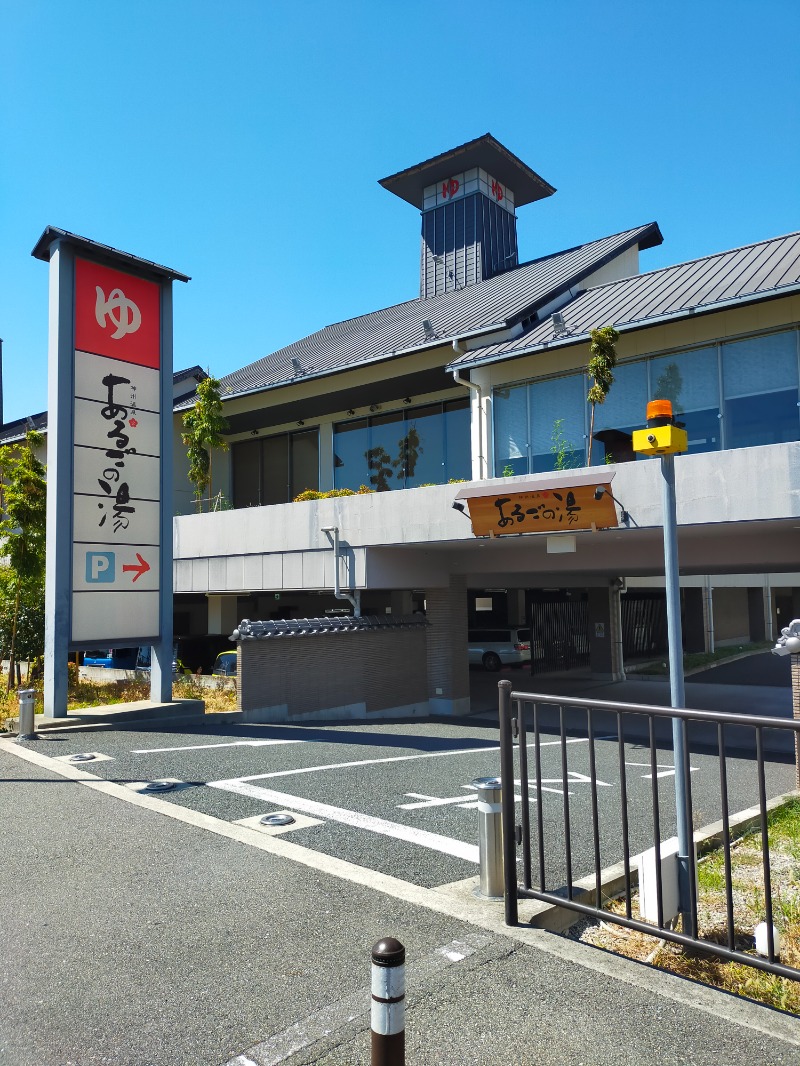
[
  {"left": 0, "top": 429, "right": 47, "bottom": 689},
  {"left": 586, "top": 326, "right": 620, "bottom": 465},
  {"left": 181, "top": 377, "right": 230, "bottom": 512}
]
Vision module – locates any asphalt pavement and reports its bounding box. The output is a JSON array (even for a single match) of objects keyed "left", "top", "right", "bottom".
[{"left": 2, "top": 680, "right": 799, "bottom": 1065}]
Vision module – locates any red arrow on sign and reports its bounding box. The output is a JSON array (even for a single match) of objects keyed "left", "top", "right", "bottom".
[{"left": 122, "top": 553, "right": 151, "bottom": 583}]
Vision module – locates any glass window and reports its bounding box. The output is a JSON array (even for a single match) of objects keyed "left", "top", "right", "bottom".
[
  {"left": 402, "top": 405, "right": 443, "bottom": 488},
  {"left": 591, "top": 360, "right": 648, "bottom": 465},
  {"left": 444, "top": 398, "right": 471, "bottom": 481},
  {"left": 334, "top": 418, "right": 369, "bottom": 491},
  {"left": 530, "top": 374, "right": 585, "bottom": 472},
  {"left": 493, "top": 385, "right": 528, "bottom": 476},
  {"left": 649, "top": 347, "right": 720, "bottom": 454},
  {"left": 290, "top": 430, "right": 320, "bottom": 499},
  {"left": 232, "top": 439, "right": 261, "bottom": 508},
  {"left": 722, "top": 332, "right": 799, "bottom": 449},
  {"left": 261, "top": 434, "right": 289, "bottom": 505},
  {"left": 367, "top": 411, "right": 403, "bottom": 491}
]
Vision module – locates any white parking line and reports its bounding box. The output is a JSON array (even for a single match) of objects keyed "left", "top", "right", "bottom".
[
  {"left": 207, "top": 778, "right": 480, "bottom": 864},
  {"left": 131, "top": 739, "right": 306, "bottom": 754}
]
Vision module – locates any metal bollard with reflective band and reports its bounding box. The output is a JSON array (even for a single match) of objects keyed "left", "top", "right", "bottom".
[
  {"left": 371, "top": 937, "right": 405, "bottom": 1066},
  {"left": 16, "top": 689, "right": 36, "bottom": 741},
  {"left": 472, "top": 776, "right": 504, "bottom": 899}
]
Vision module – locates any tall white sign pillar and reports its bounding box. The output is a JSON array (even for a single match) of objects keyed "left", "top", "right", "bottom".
[{"left": 33, "top": 229, "right": 190, "bottom": 715}]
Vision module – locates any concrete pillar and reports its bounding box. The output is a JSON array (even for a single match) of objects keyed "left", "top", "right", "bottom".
[
  {"left": 683, "top": 587, "right": 706, "bottom": 653},
  {"left": 207, "top": 595, "right": 239, "bottom": 636},
  {"left": 509, "top": 589, "right": 527, "bottom": 626},
  {"left": 425, "top": 575, "right": 470, "bottom": 717},
  {"left": 588, "top": 585, "right": 625, "bottom": 681},
  {"left": 747, "top": 587, "right": 766, "bottom": 643}
]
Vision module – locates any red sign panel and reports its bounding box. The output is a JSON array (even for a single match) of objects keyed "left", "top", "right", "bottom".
[{"left": 74, "top": 258, "right": 160, "bottom": 368}]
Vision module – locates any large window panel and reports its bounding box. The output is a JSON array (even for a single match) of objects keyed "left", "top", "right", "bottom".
[
  {"left": 649, "top": 347, "right": 720, "bottom": 454},
  {"left": 493, "top": 384, "right": 529, "bottom": 476},
  {"left": 402, "top": 405, "right": 444, "bottom": 488},
  {"left": 722, "top": 332, "right": 799, "bottom": 449},
  {"left": 530, "top": 373, "right": 585, "bottom": 472},
  {"left": 290, "top": 430, "right": 320, "bottom": 499},
  {"left": 334, "top": 418, "right": 369, "bottom": 491},
  {"left": 367, "top": 411, "right": 404, "bottom": 491},
  {"left": 444, "top": 398, "right": 471, "bottom": 481},
  {"left": 261, "top": 434, "right": 290, "bottom": 505},
  {"left": 232, "top": 439, "right": 261, "bottom": 508},
  {"left": 591, "top": 360, "right": 648, "bottom": 465}
]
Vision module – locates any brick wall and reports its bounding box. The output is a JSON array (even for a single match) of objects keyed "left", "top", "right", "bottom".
[{"left": 425, "top": 576, "right": 470, "bottom": 707}]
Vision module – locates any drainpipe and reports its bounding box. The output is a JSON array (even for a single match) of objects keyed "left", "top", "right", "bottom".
[
  {"left": 451, "top": 344, "right": 486, "bottom": 480},
  {"left": 321, "top": 526, "right": 361, "bottom": 616}
]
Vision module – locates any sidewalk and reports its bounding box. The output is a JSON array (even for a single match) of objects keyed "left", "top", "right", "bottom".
[{"left": 2, "top": 741, "right": 797, "bottom": 1066}]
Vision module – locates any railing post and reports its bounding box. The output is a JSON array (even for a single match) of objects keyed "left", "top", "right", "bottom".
[
  {"left": 472, "top": 777, "right": 504, "bottom": 898},
  {"left": 16, "top": 688, "right": 36, "bottom": 741},
  {"left": 371, "top": 937, "right": 405, "bottom": 1066},
  {"left": 498, "top": 679, "right": 518, "bottom": 925}
]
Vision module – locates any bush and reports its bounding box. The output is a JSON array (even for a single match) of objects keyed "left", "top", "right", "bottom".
[{"left": 293, "top": 486, "right": 374, "bottom": 502}]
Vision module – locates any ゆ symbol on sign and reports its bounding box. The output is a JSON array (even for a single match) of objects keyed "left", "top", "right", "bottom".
[{"left": 95, "top": 286, "right": 141, "bottom": 339}]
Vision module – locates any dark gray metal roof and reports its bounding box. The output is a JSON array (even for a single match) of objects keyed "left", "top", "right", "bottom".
[
  {"left": 233, "top": 615, "right": 429, "bottom": 640},
  {"left": 379, "top": 133, "right": 556, "bottom": 209},
  {"left": 31, "top": 227, "right": 191, "bottom": 283},
  {"left": 218, "top": 223, "right": 661, "bottom": 402},
  {"left": 449, "top": 230, "right": 800, "bottom": 371}
]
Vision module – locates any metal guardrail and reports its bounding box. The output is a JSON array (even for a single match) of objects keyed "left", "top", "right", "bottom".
[{"left": 498, "top": 680, "right": 800, "bottom": 981}]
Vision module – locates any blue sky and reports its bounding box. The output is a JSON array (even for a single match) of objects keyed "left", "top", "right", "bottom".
[{"left": 1, "top": 0, "right": 798, "bottom": 425}]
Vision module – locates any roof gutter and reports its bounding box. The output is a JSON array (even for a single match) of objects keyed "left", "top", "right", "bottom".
[{"left": 452, "top": 341, "right": 487, "bottom": 480}]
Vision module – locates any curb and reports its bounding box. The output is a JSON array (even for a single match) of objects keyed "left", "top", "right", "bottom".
[{"left": 524, "top": 787, "right": 800, "bottom": 933}]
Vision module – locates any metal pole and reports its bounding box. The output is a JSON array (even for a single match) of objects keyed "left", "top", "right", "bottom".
[
  {"left": 472, "top": 777, "right": 504, "bottom": 898},
  {"left": 498, "top": 679, "right": 518, "bottom": 925},
  {"left": 661, "top": 454, "right": 693, "bottom": 931},
  {"left": 17, "top": 688, "right": 36, "bottom": 741},
  {"left": 371, "top": 937, "right": 405, "bottom": 1066}
]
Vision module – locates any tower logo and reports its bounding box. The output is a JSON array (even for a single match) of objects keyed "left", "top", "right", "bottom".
[{"left": 95, "top": 286, "right": 142, "bottom": 339}]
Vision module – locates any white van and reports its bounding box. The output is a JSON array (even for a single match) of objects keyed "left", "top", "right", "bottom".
[{"left": 468, "top": 627, "right": 532, "bottom": 671}]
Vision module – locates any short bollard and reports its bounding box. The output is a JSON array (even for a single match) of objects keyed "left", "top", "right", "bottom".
[
  {"left": 472, "top": 776, "right": 504, "bottom": 899},
  {"left": 16, "top": 688, "right": 36, "bottom": 741},
  {"left": 371, "top": 937, "right": 405, "bottom": 1066}
]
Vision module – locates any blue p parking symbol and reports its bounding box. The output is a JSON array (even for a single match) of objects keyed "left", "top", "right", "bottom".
[{"left": 86, "top": 551, "right": 115, "bottom": 583}]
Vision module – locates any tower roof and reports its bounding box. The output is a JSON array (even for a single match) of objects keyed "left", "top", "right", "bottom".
[{"left": 379, "top": 133, "right": 556, "bottom": 209}]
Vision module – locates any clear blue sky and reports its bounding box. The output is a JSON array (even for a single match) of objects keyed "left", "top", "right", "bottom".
[{"left": 1, "top": 0, "right": 798, "bottom": 425}]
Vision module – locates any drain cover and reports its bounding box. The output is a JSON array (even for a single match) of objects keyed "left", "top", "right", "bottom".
[
  {"left": 68, "top": 753, "right": 96, "bottom": 763},
  {"left": 142, "top": 780, "right": 177, "bottom": 792},
  {"left": 260, "top": 813, "right": 295, "bottom": 827}
]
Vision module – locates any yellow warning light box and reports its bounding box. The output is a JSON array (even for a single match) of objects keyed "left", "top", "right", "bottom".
[{"left": 631, "top": 424, "right": 688, "bottom": 456}]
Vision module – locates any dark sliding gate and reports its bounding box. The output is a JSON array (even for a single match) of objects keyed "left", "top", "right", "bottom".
[
  {"left": 621, "top": 593, "right": 668, "bottom": 659},
  {"left": 530, "top": 595, "right": 589, "bottom": 673}
]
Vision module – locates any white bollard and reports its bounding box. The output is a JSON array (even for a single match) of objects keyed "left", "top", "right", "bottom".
[{"left": 371, "top": 937, "right": 405, "bottom": 1066}]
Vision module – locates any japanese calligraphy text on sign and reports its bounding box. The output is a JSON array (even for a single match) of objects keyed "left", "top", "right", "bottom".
[{"left": 463, "top": 483, "right": 618, "bottom": 538}]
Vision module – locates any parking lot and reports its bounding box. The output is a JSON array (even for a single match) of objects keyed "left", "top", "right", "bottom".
[{"left": 17, "top": 708, "right": 796, "bottom": 893}]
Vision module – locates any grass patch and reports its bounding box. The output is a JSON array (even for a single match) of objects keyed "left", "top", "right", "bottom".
[
  {"left": 578, "top": 797, "right": 800, "bottom": 1013},
  {"left": 628, "top": 641, "right": 772, "bottom": 676},
  {"left": 0, "top": 672, "right": 237, "bottom": 723}
]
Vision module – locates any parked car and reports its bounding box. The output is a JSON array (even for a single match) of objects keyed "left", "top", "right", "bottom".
[
  {"left": 468, "top": 627, "right": 532, "bottom": 672},
  {"left": 212, "top": 650, "right": 238, "bottom": 677}
]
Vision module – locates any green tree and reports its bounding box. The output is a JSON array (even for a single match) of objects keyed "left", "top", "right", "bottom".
[
  {"left": 393, "top": 425, "right": 422, "bottom": 482},
  {"left": 181, "top": 377, "right": 230, "bottom": 512},
  {"left": 586, "top": 326, "right": 620, "bottom": 465},
  {"left": 0, "top": 429, "right": 47, "bottom": 688}
]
